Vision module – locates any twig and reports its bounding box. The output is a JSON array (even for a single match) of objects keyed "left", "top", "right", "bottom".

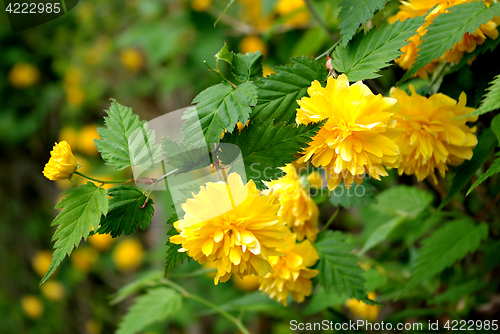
[
  {"left": 321, "top": 207, "right": 341, "bottom": 232},
  {"left": 475, "top": 192, "right": 500, "bottom": 221}
]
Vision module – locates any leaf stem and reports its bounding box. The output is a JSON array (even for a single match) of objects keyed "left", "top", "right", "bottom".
[
  {"left": 141, "top": 169, "right": 179, "bottom": 208},
  {"left": 74, "top": 171, "right": 131, "bottom": 184},
  {"left": 203, "top": 61, "right": 237, "bottom": 89},
  {"left": 304, "top": 0, "right": 336, "bottom": 41},
  {"left": 321, "top": 207, "right": 341, "bottom": 232},
  {"left": 160, "top": 279, "right": 250, "bottom": 334},
  {"left": 316, "top": 38, "right": 341, "bottom": 60}
]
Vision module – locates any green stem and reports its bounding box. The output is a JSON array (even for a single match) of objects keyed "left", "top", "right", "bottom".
[
  {"left": 141, "top": 169, "right": 179, "bottom": 208},
  {"left": 74, "top": 171, "right": 131, "bottom": 184},
  {"left": 304, "top": 0, "right": 336, "bottom": 41},
  {"left": 321, "top": 207, "right": 341, "bottom": 232},
  {"left": 316, "top": 38, "right": 341, "bottom": 60},
  {"left": 203, "top": 61, "right": 237, "bottom": 89},
  {"left": 161, "top": 279, "right": 251, "bottom": 334}
]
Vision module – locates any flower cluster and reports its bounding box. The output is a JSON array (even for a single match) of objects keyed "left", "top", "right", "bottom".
[{"left": 389, "top": 0, "right": 500, "bottom": 78}]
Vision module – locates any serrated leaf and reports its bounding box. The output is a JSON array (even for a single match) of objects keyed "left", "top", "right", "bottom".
[
  {"left": 110, "top": 271, "right": 163, "bottom": 305},
  {"left": 329, "top": 181, "right": 377, "bottom": 209},
  {"left": 403, "top": 219, "right": 488, "bottom": 293},
  {"left": 231, "top": 52, "right": 263, "bottom": 82},
  {"left": 161, "top": 137, "right": 212, "bottom": 173},
  {"left": 251, "top": 56, "right": 327, "bottom": 123},
  {"left": 97, "top": 186, "right": 154, "bottom": 237},
  {"left": 116, "top": 287, "right": 182, "bottom": 334},
  {"left": 338, "top": 0, "right": 388, "bottom": 46},
  {"left": 219, "top": 119, "right": 324, "bottom": 189},
  {"left": 165, "top": 216, "right": 189, "bottom": 276},
  {"left": 468, "top": 152, "right": 500, "bottom": 195},
  {"left": 436, "top": 129, "right": 498, "bottom": 213},
  {"left": 466, "top": 74, "right": 500, "bottom": 118},
  {"left": 216, "top": 41, "right": 233, "bottom": 65},
  {"left": 182, "top": 81, "right": 258, "bottom": 145},
  {"left": 402, "top": 2, "right": 500, "bottom": 82},
  {"left": 41, "top": 183, "right": 108, "bottom": 284},
  {"left": 315, "top": 231, "right": 371, "bottom": 303},
  {"left": 95, "top": 100, "right": 161, "bottom": 170},
  {"left": 331, "top": 16, "right": 425, "bottom": 82},
  {"left": 376, "top": 185, "right": 433, "bottom": 218}
]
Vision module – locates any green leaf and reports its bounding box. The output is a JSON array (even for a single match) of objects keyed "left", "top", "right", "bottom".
[
  {"left": 467, "top": 152, "right": 500, "bottom": 195},
  {"left": 338, "top": 0, "right": 388, "bottom": 46},
  {"left": 331, "top": 16, "right": 425, "bottom": 82},
  {"left": 251, "top": 56, "right": 327, "bottom": 123},
  {"left": 215, "top": 41, "right": 233, "bottom": 65},
  {"left": 116, "top": 287, "right": 182, "bottom": 334},
  {"left": 161, "top": 137, "right": 212, "bottom": 173},
  {"left": 329, "top": 181, "right": 377, "bottom": 209},
  {"left": 436, "top": 129, "right": 498, "bottom": 212},
  {"left": 429, "top": 279, "right": 483, "bottom": 305},
  {"left": 375, "top": 185, "right": 433, "bottom": 219},
  {"left": 110, "top": 271, "right": 163, "bottom": 305},
  {"left": 219, "top": 119, "right": 324, "bottom": 189},
  {"left": 231, "top": 52, "right": 263, "bottom": 82},
  {"left": 402, "top": 2, "right": 500, "bottom": 82},
  {"left": 315, "top": 231, "right": 370, "bottom": 303},
  {"left": 492, "top": 113, "right": 500, "bottom": 143},
  {"left": 182, "top": 81, "right": 258, "bottom": 145},
  {"left": 97, "top": 186, "right": 154, "bottom": 237},
  {"left": 360, "top": 216, "right": 404, "bottom": 254},
  {"left": 303, "top": 286, "right": 348, "bottom": 316},
  {"left": 165, "top": 215, "right": 189, "bottom": 276},
  {"left": 95, "top": 100, "right": 161, "bottom": 170},
  {"left": 41, "top": 183, "right": 108, "bottom": 285},
  {"left": 403, "top": 219, "right": 488, "bottom": 293},
  {"left": 466, "top": 74, "right": 500, "bottom": 118}
]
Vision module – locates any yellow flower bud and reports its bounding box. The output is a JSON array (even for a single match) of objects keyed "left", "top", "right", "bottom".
[
  {"left": 9, "top": 64, "right": 39, "bottom": 88},
  {"left": 40, "top": 280, "right": 65, "bottom": 301},
  {"left": 88, "top": 233, "right": 114, "bottom": 251},
  {"left": 112, "top": 238, "right": 144, "bottom": 271},
  {"left": 32, "top": 250, "right": 53, "bottom": 277},
  {"left": 43, "top": 141, "right": 78, "bottom": 181},
  {"left": 21, "top": 296, "right": 44, "bottom": 319},
  {"left": 71, "top": 247, "right": 99, "bottom": 272},
  {"left": 239, "top": 35, "right": 268, "bottom": 57},
  {"left": 120, "top": 48, "right": 143, "bottom": 71}
]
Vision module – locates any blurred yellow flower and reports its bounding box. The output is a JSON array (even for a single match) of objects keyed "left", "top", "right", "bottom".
[
  {"left": 262, "top": 65, "right": 275, "bottom": 77},
  {"left": 345, "top": 292, "right": 380, "bottom": 321},
  {"left": 296, "top": 75, "right": 400, "bottom": 190},
  {"left": 43, "top": 141, "right": 78, "bottom": 181},
  {"left": 79, "top": 125, "right": 100, "bottom": 156},
  {"left": 259, "top": 231, "right": 319, "bottom": 306},
  {"left": 113, "top": 238, "right": 144, "bottom": 271},
  {"left": 307, "top": 170, "right": 323, "bottom": 188},
  {"left": 58, "top": 126, "right": 79, "bottom": 150},
  {"left": 64, "top": 85, "right": 85, "bottom": 106},
  {"left": 71, "top": 247, "right": 99, "bottom": 272},
  {"left": 240, "top": 35, "right": 268, "bottom": 57},
  {"left": 232, "top": 274, "right": 260, "bottom": 291},
  {"left": 264, "top": 165, "right": 319, "bottom": 242},
  {"left": 21, "top": 296, "right": 43, "bottom": 319},
  {"left": 191, "top": 0, "right": 212, "bottom": 12},
  {"left": 275, "top": 0, "right": 309, "bottom": 27},
  {"left": 64, "top": 67, "right": 83, "bottom": 85},
  {"left": 170, "top": 173, "right": 288, "bottom": 285},
  {"left": 32, "top": 250, "right": 53, "bottom": 277},
  {"left": 40, "top": 280, "right": 65, "bottom": 301},
  {"left": 121, "top": 48, "right": 143, "bottom": 71},
  {"left": 88, "top": 233, "right": 114, "bottom": 251},
  {"left": 85, "top": 319, "right": 103, "bottom": 334},
  {"left": 239, "top": 0, "right": 273, "bottom": 30},
  {"left": 390, "top": 86, "right": 477, "bottom": 183},
  {"left": 8, "top": 64, "right": 39, "bottom": 88}
]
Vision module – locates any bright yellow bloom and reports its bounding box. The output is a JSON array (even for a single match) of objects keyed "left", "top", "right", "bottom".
[
  {"left": 120, "top": 48, "right": 143, "bottom": 71},
  {"left": 8, "top": 64, "right": 39, "bottom": 88},
  {"left": 275, "top": 0, "right": 309, "bottom": 27},
  {"left": 79, "top": 125, "right": 100, "bottom": 156},
  {"left": 170, "top": 173, "right": 288, "bottom": 284},
  {"left": 32, "top": 251, "right": 53, "bottom": 277},
  {"left": 113, "top": 238, "right": 144, "bottom": 271},
  {"left": 43, "top": 141, "right": 78, "bottom": 181},
  {"left": 71, "top": 247, "right": 98, "bottom": 272},
  {"left": 259, "top": 231, "right": 319, "bottom": 306},
  {"left": 264, "top": 165, "right": 319, "bottom": 242},
  {"left": 88, "top": 233, "right": 114, "bottom": 251},
  {"left": 390, "top": 86, "right": 477, "bottom": 183},
  {"left": 191, "top": 0, "right": 211, "bottom": 12},
  {"left": 21, "top": 296, "right": 43, "bottom": 319},
  {"left": 40, "top": 280, "right": 65, "bottom": 301},
  {"left": 240, "top": 35, "right": 268, "bottom": 57},
  {"left": 232, "top": 274, "right": 260, "bottom": 291},
  {"left": 296, "top": 75, "right": 400, "bottom": 190},
  {"left": 345, "top": 292, "right": 380, "bottom": 321}
]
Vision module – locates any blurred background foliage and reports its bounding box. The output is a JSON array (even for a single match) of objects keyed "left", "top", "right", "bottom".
[{"left": 1, "top": 0, "right": 499, "bottom": 333}]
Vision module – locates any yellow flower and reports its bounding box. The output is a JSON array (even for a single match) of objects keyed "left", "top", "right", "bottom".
[
  {"left": 32, "top": 250, "right": 53, "bottom": 277},
  {"left": 232, "top": 275, "right": 260, "bottom": 291},
  {"left": 390, "top": 86, "right": 477, "bottom": 183},
  {"left": 345, "top": 292, "right": 380, "bottom": 321},
  {"left": 239, "top": 0, "right": 273, "bottom": 30},
  {"left": 170, "top": 173, "right": 288, "bottom": 285},
  {"left": 64, "top": 67, "right": 83, "bottom": 85},
  {"left": 43, "top": 141, "right": 78, "bottom": 181},
  {"left": 64, "top": 85, "right": 85, "bottom": 106},
  {"left": 264, "top": 165, "right": 319, "bottom": 242},
  {"left": 307, "top": 170, "right": 323, "bottom": 188},
  {"left": 120, "top": 48, "right": 143, "bottom": 71},
  {"left": 240, "top": 35, "right": 268, "bottom": 57},
  {"left": 71, "top": 247, "right": 99, "bottom": 272},
  {"left": 58, "top": 126, "right": 79, "bottom": 149},
  {"left": 79, "top": 125, "right": 100, "bottom": 156},
  {"left": 191, "top": 0, "right": 212, "bottom": 12},
  {"left": 8, "top": 64, "right": 39, "bottom": 88},
  {"left": 88, "top": 233, "right": 114, "bottom": 251},
  {"left": 113, "top": 238, "right": 144, "bottom": 271},
  {"left": 40, "top": 280, "right": 65, "bottom": 301},
  {"left": 275, "top": 0, "right": 309, "bottom": 27},
  {"left": 296, "top": 75, "right": 400, "bottom": 191},
  {"left": 259, "top": 231, "right": 319, "bottom": 306},
  {"left": 21, "top": 296, "right": 43, "bottom": 319},
  {"left": 263, "top": 65, "right": 275, "bottom": 77}
]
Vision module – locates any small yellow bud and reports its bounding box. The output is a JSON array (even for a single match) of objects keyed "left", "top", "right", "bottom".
[
  {"left": 113, "top": 239, "right": 144, "bottom": 271},
  {"left": 43, "top": 141, "right": 78, "bottom": 181},
  {"left": 21, "top": 296, "right": 44, "bottom": 319}
]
